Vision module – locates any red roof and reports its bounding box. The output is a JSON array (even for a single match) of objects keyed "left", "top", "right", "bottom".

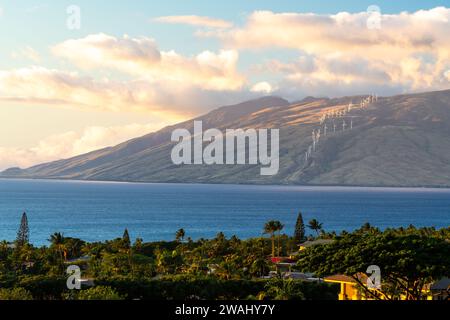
[{"left": 270, "top": 257, "right": 296, "bottom": 264}]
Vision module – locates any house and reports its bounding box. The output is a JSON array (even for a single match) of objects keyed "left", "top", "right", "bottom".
[
  {"left": 65, "top": 255, "right": 90, "bottom": 264},
  {"left": 325, "top": 274, "right": 450, "bottom": 300},
  {"left": 428, "top": 277, "right": 450, "bottom": 300},
  {"left": 324, "top": 274, "right": 370, "bottom": 300},
  {"left": 207, "top": 264, "right": 219, "bottom": 275},
  {"left": 269, "top": 257, "right": 297, "bottom": 274},
  {"left": 288, "top": 239, "right": 334, "bottom": 258},
  {"left": 6, "top": 243, "right": 16, "bottom": 249},
  {"left": 298, "top": 239, "right": 334, "bottom": 251},
  {"left": 283, "top": 272, "right": 318, "bottom": 281}
]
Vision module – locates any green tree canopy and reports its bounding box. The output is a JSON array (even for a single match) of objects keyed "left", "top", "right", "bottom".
[
  {"left": 72, "top": 286, "right": 125, "bottom": 300},
  {"left": 122, "top": 229, "right": 131, "bottom": 249},
  {"left": 297, "top": 227, "right": 450, "bottom": 300},
  {"left": 16, "top": 212, "right": 29, "bottom": 247},
  {"left": 294, "top": 212, "right": 306, "bottom": 243},
  {"left": 175, "top": 229, "right": 186, "bottom": 243},
  {"left": 0, "top": 287, "right": 33, "bottom": 300}
]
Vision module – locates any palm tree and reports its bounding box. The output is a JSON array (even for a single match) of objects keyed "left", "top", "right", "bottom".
[
  {"left": 48, "top": 232, "right": 67, "bottom": 263},
  {"left": 308, "top": 219, "right": 323, "bottom": 237},
  {"left": 264, "top": 221, "right": 278, "bottom": 258},
  {"left": 14, "top": 243, "right": 34, "bottom": 269},
  {"left": 251, "top": 257, "right": 269, "bottom": 277},
  {"left": 265, "top": 278, "right": 305, "bottom": 300},
  {"left": 274, "top": 221, "right": 284, "bottom": 257},
  {"left": 175, "top": 229, "right": 186, "bottom": 243}
]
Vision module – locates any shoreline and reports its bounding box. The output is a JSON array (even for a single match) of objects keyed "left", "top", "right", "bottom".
[{"left": 2, "top": 177, "right": 450, "bottom": 192}]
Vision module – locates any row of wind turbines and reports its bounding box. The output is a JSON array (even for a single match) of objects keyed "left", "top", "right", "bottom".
[{"left": 304, "top": 94, "right": 378, "bottom": 165}]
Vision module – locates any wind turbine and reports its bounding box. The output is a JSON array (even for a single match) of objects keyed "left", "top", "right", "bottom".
[
  {"left": 312, "top": 130, "right": 316, "bottom": 151},
  {"left": 346, "top": 115, "right": 361, "bottom": 131}
]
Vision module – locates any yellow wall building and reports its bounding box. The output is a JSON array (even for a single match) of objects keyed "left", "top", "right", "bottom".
[
  {"left": 324, "top": 274, "right": 369, "bottom": 300},
  {"left": 324, "top": 274, "right": 450, "bottom": 300}
]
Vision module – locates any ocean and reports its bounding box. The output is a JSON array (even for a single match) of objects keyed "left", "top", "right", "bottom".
[{"left": 0, "top": 179, "right": 449, "bottom": 246}]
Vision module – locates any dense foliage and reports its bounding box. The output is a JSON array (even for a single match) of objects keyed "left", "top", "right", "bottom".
[
  {"left": 297, "top": 224, "right": 450, "bottom": 300},
  {"left": 0, "top": 217, "right": 448, "bottom": 300}
]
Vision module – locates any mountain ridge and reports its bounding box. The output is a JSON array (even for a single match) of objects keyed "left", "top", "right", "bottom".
[{"left": 2, "top": 89, "right": 450, "bottom": 187}]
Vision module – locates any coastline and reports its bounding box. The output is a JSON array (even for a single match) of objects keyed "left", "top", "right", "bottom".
[{"left": 2, "top": 177, "right": 450, "bottom": 192}]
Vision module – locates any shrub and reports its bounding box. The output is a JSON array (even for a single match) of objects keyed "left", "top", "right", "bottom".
[
  {"left": 0, "top": 287, "right": 33, "bottom": 300},
  {"left": 70, "top": 286, "right": 125, "bottom": 300},
  {"left": 18, "top": 275, "right": 67, "bottom": 300}
]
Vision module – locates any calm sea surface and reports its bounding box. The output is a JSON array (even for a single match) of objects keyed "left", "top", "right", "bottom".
[{"left": 0, "top": 179, "right": 449, "bottom": 246}]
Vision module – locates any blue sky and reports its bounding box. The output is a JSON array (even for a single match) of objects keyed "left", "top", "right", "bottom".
[{"left": 0, "top": 1, "right": 449, "bottom": 169}]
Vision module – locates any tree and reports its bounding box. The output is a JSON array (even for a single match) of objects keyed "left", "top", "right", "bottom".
[
  {"left": 155, "top": 248, "right": 182, "bottom": 274},
  {"left": 308, "top": 219, "right": 323, "bottom": 237},
  {"left": 63, "top": 237, "right": 85, "bottom": 260},
  {"left": 297, "top": 229, "right": 450, "bottom": 300},
  {"left": 264, "top": 278, "right": 305, "bottom": 300},
  {"left": 175, "top": 229, "right": 186, "bottom": 243},
  {"left": 274, "top": 221, "right": 284, "bottom": 257},
  {"left": 294, "top": 212, "right": 306, "bottom": 243},
  {"left": 133, "top": 238, "right": 143, "bottom": 253},
  {"left": 16, "top": 212, "right": 29, "bottom": 247},
  {"left": 121, "top": 228, "right": 133, "bottom": 276},
  {"left": 71, "top": 286, "right": 125, "bottom": 300},
  {"left": 48, "top": 232, "right": 66, "bottom": 263},
  {"left": 250, "top": 257, "right": 269, "bottom": 277},
  {"left": 122, "top": 229, "right": 131, "bottom": 249},
  {"left": 0, "top": 287, "right": 33, "bottom": 300},
  {"left": 264, "top": 221, "right": 279, "bottom": 258}
]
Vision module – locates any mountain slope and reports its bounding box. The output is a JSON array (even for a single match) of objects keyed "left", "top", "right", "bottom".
[{"left": 2, "top": 90, "right": 450, "bottom": 187}]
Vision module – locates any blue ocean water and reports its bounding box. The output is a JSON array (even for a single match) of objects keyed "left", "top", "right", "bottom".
[{"left": 0, "top": 179, "right": 449, "bottom": 246}]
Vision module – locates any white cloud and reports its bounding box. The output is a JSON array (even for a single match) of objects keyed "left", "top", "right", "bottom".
[
  {"left": 53, "top": 33, "right": 161, "bottom": 71},
  {"left": 0, "top": 34, "right": 249, "bottom": 117},
  {"left": 52, "top": 33, "right": 245, "bottom": 91},
  {"left": 203, "top": 7, "right": 450, "bottom": 95},
  {"left": 154, "top": 15, "right": 233, "bottom": 28},
  {"left": 0, "top": 123, "right": 167, "bottom": 171},
  {"left": 11, "top": 46, "right": 41, "bottom": 62},
  {"left": 0, "top": 66, "right": 256, "bottom": 117},
  {"left": 251, "top": 81, "right": 273, "bottom": 94},
  {"left": 2, "top": 8, "right": 448, "bottom": 130},
  {"left": 0, "top": 67, "right": 151, "bottom": 113},
  {"left": 207, "top": 8, "right": 450, "bottom": 55},
  {"left": 445, "top": 69, "right": 450, "bottom": 81}
]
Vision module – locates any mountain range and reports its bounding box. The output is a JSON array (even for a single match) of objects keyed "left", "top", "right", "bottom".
[{"left": 2, "top": 89, "right": 450, "bottom": 187}]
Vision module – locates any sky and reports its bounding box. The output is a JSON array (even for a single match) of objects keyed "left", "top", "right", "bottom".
[{"left": 0, "top": 0, "right": 449, "bottom": 170}]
